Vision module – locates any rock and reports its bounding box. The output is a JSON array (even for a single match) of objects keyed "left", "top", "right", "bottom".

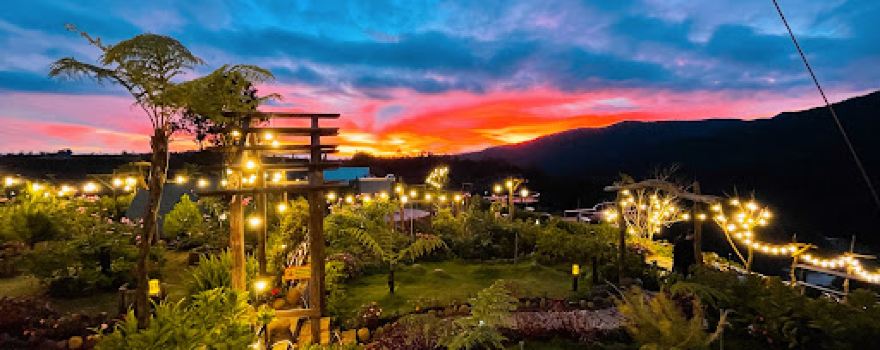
[
  {"left": 68, "top": 336, "right": 83, "bottom": 349},
  {"left": 272, "top": 298, "right": 287, "bottom": 310},
  {"left": 357, "top": 327, "right": 370, "bottom": 342}
]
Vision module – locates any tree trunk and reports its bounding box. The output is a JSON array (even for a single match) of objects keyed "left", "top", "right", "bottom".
[
  {"left": 135, "top": 129, "right": 169, "bottom": 328},
  {"left": 388, "top": 264, "right": 395, "bottom": 294}
]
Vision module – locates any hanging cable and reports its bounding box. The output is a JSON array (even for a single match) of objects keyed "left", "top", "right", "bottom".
[{"left": 771, "top": 0, "right": 880, "bottom": 212}]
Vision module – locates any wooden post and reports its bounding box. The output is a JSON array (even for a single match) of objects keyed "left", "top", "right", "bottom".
[
  {"left": 308, "top": 116, "right": 326, "bottom": 342},
  {"left": 230, "top": 192, "right": 246, "bottom": 291},
  {"left": 692, "top": 181, "right": 703, "bottom": 265},
  {"left": 255, "top": 152, "right": 268, "bottom": 275}
]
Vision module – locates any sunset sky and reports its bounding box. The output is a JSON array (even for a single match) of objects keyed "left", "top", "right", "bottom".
[{"left": 1, "top": 0, "right": 878, "bottom": 155}]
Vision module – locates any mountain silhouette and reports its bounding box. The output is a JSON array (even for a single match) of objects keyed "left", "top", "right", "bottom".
[{"left": 468, "top": 91, "right": 880, "bottom": 247}]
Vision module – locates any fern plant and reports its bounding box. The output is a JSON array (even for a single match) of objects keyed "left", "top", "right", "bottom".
[
  {"left": 185, "top": 250, "right": 259, "bottom": 295},
  {"left": 443, "top": 280, "right": 518, "bottom": 350},
  {"left": 615, "top": 287, "right": 727, "bottom": 350},
  {"left": 326, "top": 201, "right": 447, "bottom": 294},
  {"left": 97, "top": 288, "right": 255, "bottom": 349}
]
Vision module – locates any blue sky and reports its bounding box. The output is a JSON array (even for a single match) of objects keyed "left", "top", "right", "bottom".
[{"left": 0, "top": 0, "right": 877, "bottom": 154}]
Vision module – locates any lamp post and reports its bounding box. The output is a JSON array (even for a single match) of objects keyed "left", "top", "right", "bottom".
[
  {"left": 572, "top": 264, "right": 580, "bottom": 292},
  {"left": 493, "top": 177, "right": 527, "bottom": 263}
]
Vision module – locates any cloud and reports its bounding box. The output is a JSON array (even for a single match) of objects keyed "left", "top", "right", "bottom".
[{"left": 0, "top": 0, "right": 878, "bottom": 154}]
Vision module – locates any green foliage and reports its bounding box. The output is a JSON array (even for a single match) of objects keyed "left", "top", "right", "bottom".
[
  {"left": 442, "top": 280, "right": 518, "bottom": 350},
  {"left": 162, "top": 195, "right": 206, "bottom": 239},
  {"left": 185, "top": 251, "right": 259, "bottom": 295},
  {"left": 329, "top": 201, "right": 446, "bottom": 264},
  {"left": 615, "top": 287, "right": 726, "bottom": 350},
  {"left": 24, "top": 222, "right": 142, "bottom": 298},
  {"left": 0, "top": 198, "right": 66, "bottom": 246},
  {"left": 268, "top": 198, "right": 309, "bottom": 272},
  {"left": 676, "top": 267, "right": 880, "bottom": 349},
  {"left": 96, "top": 288, "right": 256, "bottom": 349},
  {"left": 535, "top": 221, "right": 618, "bottom": 264},
  {"left": 328, "top": 201, "right": 446, "bottom": 293}
]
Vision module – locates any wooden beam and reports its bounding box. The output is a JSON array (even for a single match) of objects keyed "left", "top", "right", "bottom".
[
  {"left": 275, "top": 308, "right": 320, "bottom": 319},
  {"left": 604, "top": 179, "right": 721, "bottom": 204},
  {"left": 238, "top": 144, "right": 338, "bottom": 152},
  {"left": 246, "top": 127, "right": 339, "bottom": 136},
  {"left": 222, "top": 112, "right": 340, "bottom": 119}
]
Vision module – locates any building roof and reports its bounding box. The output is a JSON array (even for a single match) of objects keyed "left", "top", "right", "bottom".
[{"left": 324, "top": 167, "right": 370, "bottom": 182}]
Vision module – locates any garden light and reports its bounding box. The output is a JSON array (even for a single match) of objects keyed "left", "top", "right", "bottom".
[
  {"left": 379, "top": 191, "right": 389, "bottom": 200},
  {"left": 424, "top": 193, "right": 432, "bottom": 201},
  {"left": 505, "top": 180, "right": 513, "bottom": 189},
  {"left": 326, "top": 192, "right": 337, "bottom": 201},
  {"left": 453, "top": 194, "right": 462, "bottom": 202},
  {"left": 125, "top": 177, "right": 137, "bottom": 186},
  {"left": 248, "top": 216, "right": 262, "bottom": 229},
  {"left": 148, "top": 279, "right": 161, "bottom": 297},
  {"left": 197, "top": 178, "right": 209, "bottom": 188},
  {"left": 345, "top": 195, "right": 354, "bottom": 204},
  {"left": 362, "top": 194, "right": 372, "bottom": 203},
  {"left": 493, "top": 184, "right": 502, "bottom": 193},
  {"left": 220, "top": 179, "right": 228, "bottom": 187},
  {"left": 112, "top": 178, "right": 123, "bottom": 187},
  {"left": 572, "top": 264, "right": 579, "bottom": 275},
  {"left": 271, "top": 139, "right": 280, "bottom": 148},
  {"left": 401, "top": 195, "right": 409, "bottom": 204},
  {"left": 277, "top": 203, "right": 287, "bottom": 213},
  {"left": 82, "top": 182, "right": 99, "bottom": 193},
  {"left": 253, "top": 279, "right": 269, "bottom": 294},
  {"left": 244, "top": 159, "right": 257, "bottom": 171},
  {"left": 395, "top": 184, "right": 404, "bottom": 194},
  {"left": 263, "top": 132, "right": 273, "bottom": 140},
  {"left": 272, "top": 171, "right": 283, "bottom": 183},
  {"left": 175, "top": 175, "right": 187, "bottom": 184},
  {"left": 231, "top": 129, "right": 241, "bottom": 137},
  {"left": 409, "top": 189, "right": 417, "bottom": 198},
  {"left": 4, "top": 176, "right": 18, "bottom": 186},
  {"left": 519, "top": 188, "right": 529, "bottom": 197},
  {"left": 31, "top": 183, "right": 44, "bottom": 192},
  {"left": 439, "top": 194, "right": 447, "bottom": 202}
]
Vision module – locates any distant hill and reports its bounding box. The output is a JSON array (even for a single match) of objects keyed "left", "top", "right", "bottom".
[{"left": 467, "top": 91, "right": 880, "bottom": 246}]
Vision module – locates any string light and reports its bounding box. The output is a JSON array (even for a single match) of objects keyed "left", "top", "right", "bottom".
[
  {"left": 277, "top": 203, "right": 288, "bottom": 213},
  {"left": 247, "top": 216, "right": 262, "bottom": 229},
  {"left": 112, "top": 178, "right": 123, "bottom": 188},
  {"left": 197, "top": 179, "right": 209, "bottom": 188},
  {"left": 520, "top": 188, "right": 529, "bottom": 197},
  {"left": 326, "top": 192, "right": 337, "bottom": 201},
  {"left": 175, "top": 175, "right": 188, "bottom": 184},
  {"left": 345, "top": 195, "right": 354, "bottom": 204},
  {"left": 617, "top": 188, "right": 683, "bottom": 239},
  {"left": 82, "top": 182, "right": 100, "bottom": 193}
]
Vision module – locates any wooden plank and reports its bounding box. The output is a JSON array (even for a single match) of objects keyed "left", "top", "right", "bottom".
[
  {"left": 239, "top": 144, "right": 338, "bottom": 152},
  {"left": 247, "top": 127, "right": 339, "bottom": 136},
  {"left": 222, "top": 112, "right": 340, "bottom": 119},
  {"left": 229, "top": 194, "right": 246, "bottom": 291},
  {"left": 275, "top": 308, "right": 319, "bottom": 318}
]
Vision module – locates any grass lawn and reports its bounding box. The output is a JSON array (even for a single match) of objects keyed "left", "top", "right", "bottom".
[
  {"left": 0, "top": 250, "right": 192, "bottom": 315},
  {"left": 339, "top": 259, "right": 579, "bottom": 317}
]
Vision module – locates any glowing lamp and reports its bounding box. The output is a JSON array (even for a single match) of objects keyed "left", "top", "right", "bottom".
[
  {"left": 197, "top": 179, "right": 209, "bottom": 188},
  {"left": 248, "top": 216, "right": 262, "bottom": 229},
  {"left": 520, "top": 188, "right": 529, "bottom": 197},
  {"left": 572, "top": 264, "right": 580, "bottom": 276},
  {"left": 112, "top": 178, "right": 123, "bottom": 187},
  {"left": 277, "top": 203, "right": 288, "bottom": 213},
  {"left": 148, "top": 279, "right": 161, "bottom": 297}
]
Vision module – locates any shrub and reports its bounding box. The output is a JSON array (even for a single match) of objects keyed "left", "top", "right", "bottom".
[
  {"left": 25, "top": 227, "right": 142, "bottom": 298},
  {"left": 96, "top": 288, "right": 255, "bottom": 349},
  {"left": 185, "top": 251, "right": 258, "bottom": 295},
  {"left": 615, "top": 287, "right": 726, "bottom": 350},
  {"left": 163, "top": 195, "right": 206, "bottom": 240}
]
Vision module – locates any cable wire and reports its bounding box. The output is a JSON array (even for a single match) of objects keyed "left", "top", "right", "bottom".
[{"left": 771, "top": 0, "right": 880, "bottom": 212}]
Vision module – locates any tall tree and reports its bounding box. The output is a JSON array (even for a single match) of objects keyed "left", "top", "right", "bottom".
[{"left": 49, "top": 26, "right": 275, "bottom": 326}]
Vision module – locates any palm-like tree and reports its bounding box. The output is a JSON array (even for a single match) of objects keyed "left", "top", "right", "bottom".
[
  {"left": 50, "top": 26, "right": 274, "bottom": 326},
  {"left": 327, "top": 201, "right": 447, "bottom": 294}
]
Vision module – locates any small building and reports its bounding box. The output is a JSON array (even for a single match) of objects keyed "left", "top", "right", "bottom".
[{"left": 356, "top": 175, "right": 395, "bottom": 194}]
